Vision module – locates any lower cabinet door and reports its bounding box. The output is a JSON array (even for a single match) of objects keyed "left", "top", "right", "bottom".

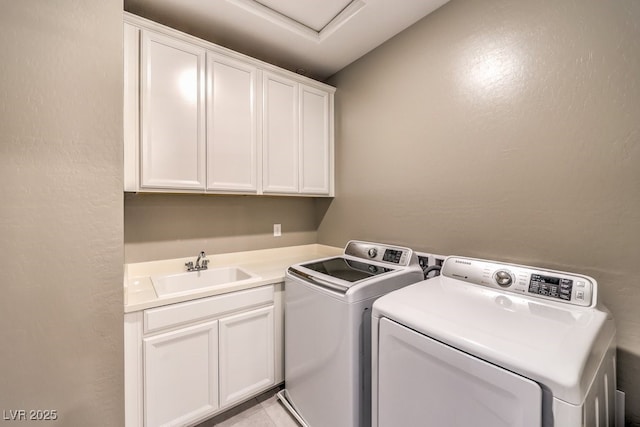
[
  {"left": 144, "top": 320, "right": 219, "bottom": 427},
  {"left": 218, "top": 306, "right": 275, "bottom": 407}
]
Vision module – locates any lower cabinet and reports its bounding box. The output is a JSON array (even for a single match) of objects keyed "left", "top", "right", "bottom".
[
  {"left": 144, "top": 321, "right": 219, "bottom": 427},
  {"left": 125, "top": 284, "right": 282, "bottom": 427},
  {"left": 219, "top": 306, "right": 275, "bottom": 407}
]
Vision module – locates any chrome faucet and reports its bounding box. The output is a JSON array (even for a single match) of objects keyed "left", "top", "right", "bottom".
[{"left": 185, "top": 251, "right": 209, "bottom": 272}]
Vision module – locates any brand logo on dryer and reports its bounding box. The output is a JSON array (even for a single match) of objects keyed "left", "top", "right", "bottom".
[{"left": 455, "top": 260, "right": 472, "bottom": 265}]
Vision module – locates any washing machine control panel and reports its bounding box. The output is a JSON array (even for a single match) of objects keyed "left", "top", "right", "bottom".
[
  {"left": 344, "top": 240, "right": 414, "bottom": 267},
  {"left": 442, "top": 257, "right": 596, "bottom": 307}
]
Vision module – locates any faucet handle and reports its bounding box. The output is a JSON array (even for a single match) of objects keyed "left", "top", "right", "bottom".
[
  {"left": 185, "top": 261, "right": 194, "bottom": 271},
  {"left": 201, "top": 259, "right": 209, "bottom": 269}
]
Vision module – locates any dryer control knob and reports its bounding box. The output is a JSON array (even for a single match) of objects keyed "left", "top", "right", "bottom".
[
  {"left": 368, "top": 248, "right": 378, "bottom": 258},
  {"left": 494, "top": 270, "right": 513, "bottom": 287}
]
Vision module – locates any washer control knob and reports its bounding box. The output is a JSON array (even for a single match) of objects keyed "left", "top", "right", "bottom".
[
  {"left": 494, "top": 270, "right": 513, "bottom": 287},
  {"left": 368, "top": 248, "right": 378, "bottom": 258}
]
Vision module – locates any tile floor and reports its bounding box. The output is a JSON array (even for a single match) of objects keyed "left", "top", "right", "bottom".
[{"left": 195, "top": 387, "right": 300, "bottom": 427}]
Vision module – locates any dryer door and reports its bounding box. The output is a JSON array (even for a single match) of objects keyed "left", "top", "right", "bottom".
[{"left": 376, "top": 318, "right": 542, "bottom": 427}]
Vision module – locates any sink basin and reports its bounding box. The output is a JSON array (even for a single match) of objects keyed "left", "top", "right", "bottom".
[{"left": 151, "top": 267, "right": 260, "bottom": 297}]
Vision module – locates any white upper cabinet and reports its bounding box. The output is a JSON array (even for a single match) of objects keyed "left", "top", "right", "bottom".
[
  {"left": 140, "top": 30, "right": 206, "bottom": 190},
  {"left": 262, "top": 72, "right": 299, "bottom": 194},
  {"left": 123, "top": 22, "right": 139, "bottom": 192},
  {"left": 300, "top": 84, "right": 331, "bottom": 194},
  {"left": 207, "top": 54, "right": 258, "bottom": 192},
  {"left": 262, "top": 75, "right": 333, "bottom": 195},
  {"left": 124, "top": 13, "right": 334, "bottom": 196}
]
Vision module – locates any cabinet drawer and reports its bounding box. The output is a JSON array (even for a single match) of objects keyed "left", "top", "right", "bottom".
[{"left": 144, "top": 285, "right": 274, "bottom": 334}]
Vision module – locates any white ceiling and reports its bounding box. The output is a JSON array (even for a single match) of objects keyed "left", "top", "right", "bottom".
[{"left": 124, "top": 0, "right": 450, "bottom": 80}]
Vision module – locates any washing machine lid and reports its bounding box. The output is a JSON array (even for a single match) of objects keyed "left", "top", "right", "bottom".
[
  {"left": 372, "top": 276, "right": 615, "bottom": 405},
  {"left": 288, "top": 256, "right": 401, "bottom": 294},
  {"left": 300, "top": 257, "right": 397, "bottom": 283},
  {"left": 287, "top": 241, "right": 422, "bottom": 297}
]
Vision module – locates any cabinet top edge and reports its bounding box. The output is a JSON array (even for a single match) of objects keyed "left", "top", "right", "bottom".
[{"left": 124, "top": 11, "right": 336, "bottom": 93}]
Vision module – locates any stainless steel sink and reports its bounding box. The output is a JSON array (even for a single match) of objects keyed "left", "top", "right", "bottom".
[{"left": 151, "top": 267, "right": 260, "bottom": 297}]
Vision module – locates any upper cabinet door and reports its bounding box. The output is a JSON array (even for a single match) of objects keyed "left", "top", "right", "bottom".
[
  {"left": 299, "top": 84, "right": 331, "bottom": 195},
  {"left": 206, "top": 53, "right": 258, "bottom": 192},
  {"left": 262, "top": 72, "right": 299, "bottom": 194},
  {"left": 140, "top": 30, "right": 206, "bottom": 190}
]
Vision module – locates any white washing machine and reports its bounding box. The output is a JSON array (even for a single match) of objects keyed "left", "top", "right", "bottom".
[
  {"left": 372, "top": 256, "right": 617, "bottom": 427},
  {"left": 278, "top": 241, "right": 425, "bottom": 427}
]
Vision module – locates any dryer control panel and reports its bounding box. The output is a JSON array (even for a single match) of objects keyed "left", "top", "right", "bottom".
[{"left": 441, "top": 256, "right": 596, "bottom": 307}]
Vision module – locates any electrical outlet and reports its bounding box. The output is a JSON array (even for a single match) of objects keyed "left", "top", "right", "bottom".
[
  {"left": 418, "top": 256, "right": 429, "bottom": 270},
  {"left": 273, "top": 224, "right": 281, "bottom": 237},
  {"left": 416, "top": 251, "right": 446, "bottom": 279}
]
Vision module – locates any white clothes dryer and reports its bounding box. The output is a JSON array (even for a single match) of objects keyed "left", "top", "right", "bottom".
[{"left": 372, "top": 256, "right": 617, "bottom": 427}]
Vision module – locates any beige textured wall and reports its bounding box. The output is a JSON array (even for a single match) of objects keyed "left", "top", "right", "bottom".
[
  {"left": 124, "top": 194, "right": 323, "bottom": 263},
  {"left": 0, "top": 1, "right": 124, "bottom": 426},
  {"left": 322, "top": 0, "right": 640, "bottom": 423}
]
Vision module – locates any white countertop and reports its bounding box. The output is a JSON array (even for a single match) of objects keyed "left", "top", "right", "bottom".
[{"left": 124, "top": 244, "right": 342, "bottom": 313}]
